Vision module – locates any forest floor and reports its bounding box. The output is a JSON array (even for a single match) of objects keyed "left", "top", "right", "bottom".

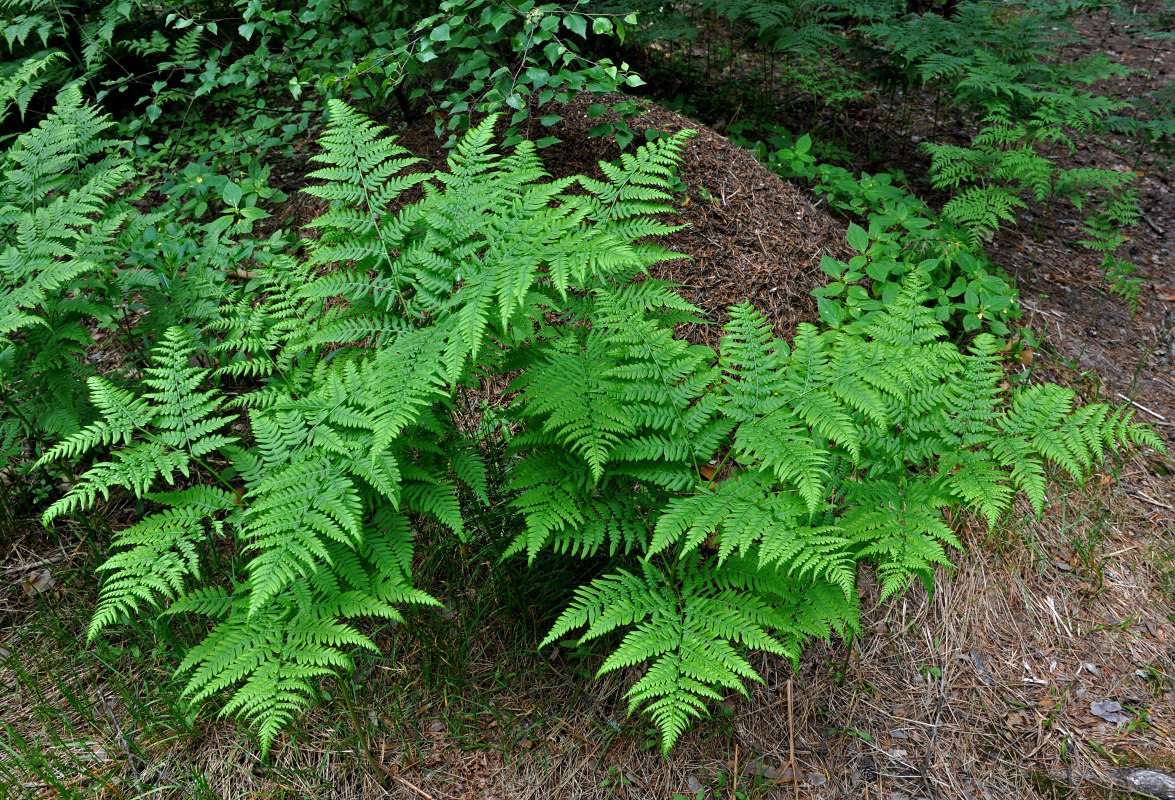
[{"left": 2, "top": 6, "right": 1174, "bottom": 800}]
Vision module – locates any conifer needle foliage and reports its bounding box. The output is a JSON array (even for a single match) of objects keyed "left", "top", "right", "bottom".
[{"left": 30, "top": 101, "right": 1163, "bottom": 757}]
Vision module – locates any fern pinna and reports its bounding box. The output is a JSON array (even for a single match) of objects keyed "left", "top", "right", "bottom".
[{"left": 37, "top": 101, "right": 1163, "bottom": 757}]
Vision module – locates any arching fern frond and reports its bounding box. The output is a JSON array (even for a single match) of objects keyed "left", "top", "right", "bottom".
[
  {"left": 40, "top": 328, "right": 236, "bottom": 524},
  {"left": 88, "top": 486, "right": 238, "bottom": 642},
  {"left": 649, "top": 471, "right": 853, "bottom": 594},
  {"left": 172, "top": 583, "right": 378, "bottom": 757},
  {"left": 542, "top": 556, "right": 855, "bottom": 753}
]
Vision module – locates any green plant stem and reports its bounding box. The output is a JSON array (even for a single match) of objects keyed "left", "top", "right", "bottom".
[
  {"left": 835, "top": 630, "right": 855, "bottom": 687},
  {"left": 340, "top": 678, "right": 385, "bottom": 786},
  {"left": 0, "top": 382, "right": 39, "bottom": 446}
]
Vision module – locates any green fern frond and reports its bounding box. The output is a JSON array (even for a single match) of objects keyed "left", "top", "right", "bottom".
[
  {"left": 543, "top": 558, "right": 821, "bottom": 752},
  {"left": 173, "top": 586, "right": 375, "bottom": 757},
  {"left": 89, "top": 487, "right": 238, "bottom": 642},
  {"left": 510, "top": 331, "right": 634, "bottom": 483},
  {"left": 505, "top": 451, "right": 592, "bottom": 561},
  {"left": 2, "top": 84, "right": 120, "bottom": 202},
  {"left": 0, "top": 49, "right": 63, "bottom": 119},
  {"left": 941, "top": 187, "right": 1025, "bottom": 246},
  {"left": 650, "top": 471, "right": 854, "bottom": 593},
  {"left": 36, "top": 377, "right": 152, "bottom": 465},
  {"left": 306, "top": 100, "right": 426, "bottom": 214},
  {"left": 40, "top": 328, "right": 236, "bottom": 524},
  {"left": 242, "top": 458, "right": 363, "bottom": 616},
  {"left": 840, "top": 477, "right": 959, "bottom": 600},
  {"left": 578, "top": 129, "right": 695, "bottom": 224}
]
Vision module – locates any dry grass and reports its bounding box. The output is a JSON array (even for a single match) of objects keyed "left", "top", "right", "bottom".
[{"left": 3, "top": 431, "right": 1174, "bottom": 800}]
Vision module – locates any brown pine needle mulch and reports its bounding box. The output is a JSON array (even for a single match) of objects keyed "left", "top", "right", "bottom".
[{"left": 397, "top": 91, "right": 851, "bottom": 347}]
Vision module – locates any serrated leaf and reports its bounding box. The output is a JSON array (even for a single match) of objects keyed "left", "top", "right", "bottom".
[{"left": 846, "top": 223, "right": 869, "bottom": 253}]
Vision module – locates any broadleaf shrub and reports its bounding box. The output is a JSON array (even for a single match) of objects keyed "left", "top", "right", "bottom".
[{"left": 740, "top": 129, "right": 1019, "bottom": 334}]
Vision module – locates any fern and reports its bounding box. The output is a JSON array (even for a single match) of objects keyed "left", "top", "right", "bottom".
[
  {"left": 302, "top": 100, "right": 427, "bottom": 286},
  {"left": 541, "top": 558, "right": 854, "bottom": 753},
  {"left": 38, "top": 327, "right": 237, "bottom": 522},
  {"left": 534, "top": 267, "right": 1160, "bottom": 750},
  {"left": 88, "top": 486, "right": 238, "bottom": 641},
  {"left": 0, "top": 85, "right": 150, "bottom": 443},
  {"left": 171, "top": 582, "right": 381, "bottom": 752},
  {"left": 649, "top": 470, "right": 852, "bottom": 589},
  {"left": 0, "top": 49, "right": 59, "bottom": 118},
  {"left": 298, "top": 110, "right": 690, "bottom": 377},
  {"left": 41, "top": 100, "right": 1164, "bottom": 759},
  {"left": 511, "top": 330, "right": 636, "bottom": 483},
  {"left": 52, "top": 324, "right": 453, "bottom": 754}
]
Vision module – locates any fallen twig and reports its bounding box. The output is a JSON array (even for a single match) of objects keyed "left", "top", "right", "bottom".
[
  {"left": 1142, "top": 214, "right": 1165, "bottom": 236},
  {"left": 1132, "top": 492, "right": 1174, "bottom": 511},
  {"left": 93, "top": 684, "right": 150, "bottom": 784},
  {"left": 368, "top": 755, "right": 438, "bottom": 800},
  {"left": 731, "top": 742, "right": 739, "bottom": 800},
  {"left": 922, "top": 658, "right": 947, "bottom": 800},
  {"left": 1, "top": 554, "right": 67, "bottom": 575},
  {"left": 1116, "top": 393, "right": 1167, "bottom": 422}
]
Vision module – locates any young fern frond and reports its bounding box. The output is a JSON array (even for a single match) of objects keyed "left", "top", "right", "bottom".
[
  {"left": 39, "top": 327, "right": 236, "bottom": 523},
  {"left": 541, "top": 560, "right": 777, "bottom": 753},
  {"left": 171, "top": 583, "right": 380, "bottom": 757},
  {"left": 542, "top": 556, "right": 856, "bottom": 753},
  {"left": 88, "top": 486, "right": 238, "bottom": 642}
]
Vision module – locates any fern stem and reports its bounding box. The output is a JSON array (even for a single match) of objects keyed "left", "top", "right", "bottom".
[
  {"left": 121, "top": 425, "right": 237, "bottom": 494},
  {"left": 0, "top": 383, "right": 40, "bottom": 449},
  {"left": 186, "top": 454, "right": 236, "bottom": 493},
  {"left": 340, "top": 677, "right": 384, "bottom": 786},
  {"left": 48, "top": 2, "right": 92, "bottom": 106},
  {"left": 707, "top": 444, "right": 737, "bottom": 489},
  {"left": 834, "top": 631, "right": 855, "bottom": 687}
]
